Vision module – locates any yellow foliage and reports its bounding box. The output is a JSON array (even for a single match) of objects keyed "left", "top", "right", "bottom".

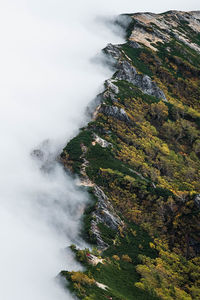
[
  {"left": 71, "top": 272, "right": 95, "bottom": 286},
  {"left": 150, "top": 101, "right": 168, "bottom": 120},
  {"left": 112, "top": 255, "right": 120, "bottom": 261},
  {"left": 160, "top": 143, "right": 170, "bottom": 155},
  {"left": 131, "top": 229, "right": 137, "bottom": 236},
  {"left": 149, "top": 242, "right": 156, "bottom": 249},
  {"left": 135, "top": 282, "right": 145, "bottom": 290},
  {"left": 122, "top": 254, "right": 132, "bottom": 263}
]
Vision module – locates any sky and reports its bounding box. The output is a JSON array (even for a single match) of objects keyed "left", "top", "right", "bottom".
[{"left": 0, "top": 1, "right": 199, "bottom": 300}]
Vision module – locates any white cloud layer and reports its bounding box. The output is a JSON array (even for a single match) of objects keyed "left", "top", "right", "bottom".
[{"left": 0, "top": 1, "right": 198, "bottom": 299}]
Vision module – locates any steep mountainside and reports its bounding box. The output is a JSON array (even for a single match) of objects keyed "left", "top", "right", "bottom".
[{"left": 60, "top": 11, "right": 200, "bottom": 300}]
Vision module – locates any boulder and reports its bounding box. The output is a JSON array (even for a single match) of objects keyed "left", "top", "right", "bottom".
[{"left": 100, "top": 105, "right": 130, "bottom": 122}]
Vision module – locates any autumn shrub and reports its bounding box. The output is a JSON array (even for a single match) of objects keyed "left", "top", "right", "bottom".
[{"left": 71, "top": 272, "right": 95, "bottom": 286}]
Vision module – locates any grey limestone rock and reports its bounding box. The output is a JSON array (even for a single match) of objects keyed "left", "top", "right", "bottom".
[
  {"left": 93, "top": 133, "right": 112, "bottom": 148},
  {"left": 100, "top": 105, "right": 130, "bottom": 122},
  {"left": 93, "top": 186, "right": 122, "bottom": 231},
  {"left": 116, "top": 60, "right": 167, "bottom": 100},
  {"left": 103, "top": 79, "right": 119, "bottom": 103},
  {"left": 128, "top": 40, "right": 141, "bottom": 48},
  {"left": 105, "top": 79, "right": 119, "bottom": 94},
  {"left": 104, "top": 43, "right": 167, "bottom": 100},
  {"left": 90, "top": 186, "right": 123, "bottom": 249},
  {"left": 104, "top": 43, "right": 121, "bottom": 60}
]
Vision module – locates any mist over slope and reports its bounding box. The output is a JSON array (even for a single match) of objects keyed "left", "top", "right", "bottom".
[
  {"left": 0, "top": 1, "right": 199, "bottom": 300},
  {"left": 60, "top": 9, "right": 200, "bottom": 300}
]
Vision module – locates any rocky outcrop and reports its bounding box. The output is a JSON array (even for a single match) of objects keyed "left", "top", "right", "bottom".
[
  {"left": 103, "top": 79, "right": 119, "bottom": 102},
  {"left": 116, "top": 60, "right": 167, "bottom": 100},
  {"left": 105, "top": 79, "right": 119, "bottom": 94},
  {"left": 60, "top": 10, "right": 200, "bottom": 300},
  {"left": 104, "top": 43, "right": 122, "bottom": 60},
  {"left": 60, "top": 132, "right": 122, "bottom": 249},
  {"left": 99, "top": 105, "right": 130, "bottom": 122},
  {"left": 129, "top": 21, "right": 170, "bottom": 51},
  {"left": 92, "top": 133, "right": 112, "bottom": 148},
  {"left": 128, "top": 40, "right": 141, "bottom": 48},
  {"left": 129, "top": 11, "right": 200, "bottom": 53},
  {"left": 76, "top": 140, "right": 122, "bottom": 249},
  {"left": 104, "top": 43, "right": 167, "bottom": 100},
  {"left": 90, "top": 186, "right": 123, "bottom": 249},
  {"left": 93, "top": 186, "right": 122, "bottom": 230},
  {"left": 90, "top": 220, "right": 108, "bottom": 249}
]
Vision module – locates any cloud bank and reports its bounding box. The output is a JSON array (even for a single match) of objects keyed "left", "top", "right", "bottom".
[{"left": 0, "top": 1, "right": 198, "bottom": 299}]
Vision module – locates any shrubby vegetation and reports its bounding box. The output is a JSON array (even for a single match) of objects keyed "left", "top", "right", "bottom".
[
  {"left": 61, "top": 224, "right": 158, "bottom": 300},
  {"left": 60, "top": 12, "right": 200, "bottom": 300}
]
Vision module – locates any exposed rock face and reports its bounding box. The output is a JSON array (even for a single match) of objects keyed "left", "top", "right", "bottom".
[
  {"left": 93, "top": 133, "right": 112, "bottom": 148},
  {"left": 104, "top": 43, "right": 167, "bottom": 100},
  {"left": 129, "top": 22, "right": 169, "bottom": 51},
  {"left": 116, "top": 60, "right": 167, "bottom": 100},
  {"left": 90, "top": 186, "right": 123, "bottom": 249},
  {"left": 93, "top": 186, "right": 122, "bottom": 230},
  {"left": 60, "top": 132, "right": 121, "bottom": 249},
  {"left": 99, "top": 105, "right": 130, "bottom": 122},
  {"left": 103, "top": 79, "right": 119, "bottom": 102},
  {"left": 90, "top": 219, "right": 108, "bottom": 249},
  {"left": 60, "top": 10, "right": 200, "bottom": 300},
  {"left": 104, "top": 43, "right": 122, "bottom": 60},
  {"left": 105, "top": 79, "right": 119, "bottom": 94},
  {"left": 128, "top": 40, "right": 141, "bottom": 48},
  {"left": 130, "top": 11, "right": 200, "bottom": 53}
]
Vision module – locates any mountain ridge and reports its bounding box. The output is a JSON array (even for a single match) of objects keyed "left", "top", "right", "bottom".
[{"left": 60, "top": 10, "right": 200, "bottom": 300}]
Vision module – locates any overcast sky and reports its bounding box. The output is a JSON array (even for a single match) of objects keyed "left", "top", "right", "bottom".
[{"left": 0, "top": 1, "right": 199, "bottom": 300}]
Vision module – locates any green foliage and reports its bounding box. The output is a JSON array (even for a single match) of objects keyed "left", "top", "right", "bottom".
[
  {"left": 80, "top": 188, "right": 98, "bottom": 244},
  {"left": 103, "top": 223, "right": 157, "bottom": 261},
  {"left": 61, "top": 11, "right": 200, "bottom": 300},
  {"left": 125, "top": 19, "right": 136, "bottom": 40},
  {"left": 115, "top": 80, "right": 159, "bottom": 105},
  {"left": 135, "top": 246, "right": 200, "bottom": 300},
  {"left": 97, "top": 223, "right": 116, "bottom": 246},
  {"left": 64, "top": 129, "right": 93, "bottom": 161},
  {"left": 85, "top": 144, "right": 138, "bottom": 184},
  {"left": 61, "top": 222, "right": 158, "bottom": 300},
  {"left": 121, "top": 43, "right": 153, "bottom": 76},
  {"left": 63, "top": 129, "right": 93, "bottom": 172}
]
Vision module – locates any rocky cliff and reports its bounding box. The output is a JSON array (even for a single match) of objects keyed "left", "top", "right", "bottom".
[{"left": 60, "top": 11, "right": 200, "bottom": 300}]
